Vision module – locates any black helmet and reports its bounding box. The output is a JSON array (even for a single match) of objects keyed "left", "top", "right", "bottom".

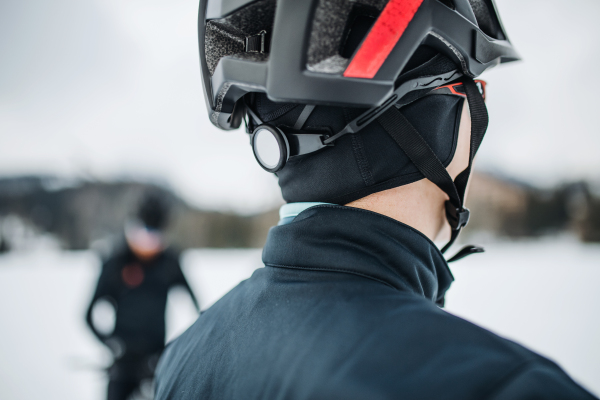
[
  {"left": 137, "top": 192, "right": 170, "bottom": 231},
  {"left": 199, "top": 0, "right": 519, "bottom": 130}
]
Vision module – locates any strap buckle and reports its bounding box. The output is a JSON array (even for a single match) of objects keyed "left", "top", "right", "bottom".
[
  {"left": 245, "top": 30, "right": 269, "bottom": 53},
  {"left": 445, "top": 202, "right": 471, "bottom": 231}
]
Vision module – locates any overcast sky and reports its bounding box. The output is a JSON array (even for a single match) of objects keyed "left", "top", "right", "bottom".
[{"left": 1, "top": 0, "right": 599, "bottom": 212}]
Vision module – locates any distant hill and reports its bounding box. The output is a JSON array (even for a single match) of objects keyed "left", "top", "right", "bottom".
[
  {"left": 0, "top": 176, "right": 278, "bottom": 251},
  {"left": 465, "top": 173, "right": 599, "bottom": 242},
  {"left": 0, "top": 174, "right": 598, "bottom": 253}
]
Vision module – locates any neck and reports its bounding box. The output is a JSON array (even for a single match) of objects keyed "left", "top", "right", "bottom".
[{"left": 346, "top": 178, "right": 449, "bottom": 241}]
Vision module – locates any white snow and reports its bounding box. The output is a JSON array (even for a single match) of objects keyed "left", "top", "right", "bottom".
[{"left": 0, "top": 242, "right": 598, "bottom": 399}]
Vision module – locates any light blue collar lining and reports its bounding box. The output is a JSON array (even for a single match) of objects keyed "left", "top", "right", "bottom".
[{"left": 278, "top": 202, "right": 333, "bottom": 225}]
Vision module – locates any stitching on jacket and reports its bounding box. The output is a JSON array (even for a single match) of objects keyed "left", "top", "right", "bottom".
[
  {"left": 264, "top": 262, "right": 399, "bottom": 291},
  {"left": 483, "top": 359, "right": 541, "bottom": 400},
  {"left": 303, "top": 204, "right": 445, "bottom": 257}
]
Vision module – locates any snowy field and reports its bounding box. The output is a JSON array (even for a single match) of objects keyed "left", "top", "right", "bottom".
[{"left": 0, "top": 240, "right": 598, "bottom": 399}]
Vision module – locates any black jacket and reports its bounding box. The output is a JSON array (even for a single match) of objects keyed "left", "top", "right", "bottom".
[
  {"left": 86, "top": 245, "right": 198, "bottom": 358},
  {"left": 155, "top": 205, "right": 595, "bottom": 399}
]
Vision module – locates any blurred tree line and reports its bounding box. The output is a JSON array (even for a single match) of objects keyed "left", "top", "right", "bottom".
[
  {"left": 0, "top": 174, "right": 599, "bottom": 253},
  {"left": 464, "top": 173, "right": 600, "bottom": 242},
  {"left": 0, "top": 176, "right": 278, "bottom": 251}
]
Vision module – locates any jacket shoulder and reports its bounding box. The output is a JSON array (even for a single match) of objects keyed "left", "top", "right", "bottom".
[
  {"left": 384, "top": 296, "right": 545, "bottom": 364},
  {"left": 487, "top": 361, "right": 597, "bottom": 399},
  {"left": 376, "top": 296, "right": 595, "bottom": 398}
]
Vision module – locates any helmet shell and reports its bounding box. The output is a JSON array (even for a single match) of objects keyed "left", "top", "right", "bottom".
[{"left": 199, "top": 0, "right": 519, "bottom": 130}]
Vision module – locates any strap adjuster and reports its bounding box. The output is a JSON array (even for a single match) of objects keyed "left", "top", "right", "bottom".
[
  {"left": 245, "top": 30, "right": 269, "bottom": 53},
  {"left": 445, "top": 202, "right": 471, "bottom": 231}
]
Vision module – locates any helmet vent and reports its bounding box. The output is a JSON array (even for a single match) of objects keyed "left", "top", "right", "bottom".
[
  {"left": 204, "top": 0, "right": 276, "bottom": 76},
  {"left": 468, "top": 0, "right": 506, "bottom": 40},
  {"left": 399, "top": 45, "right": 440, "bottom": 75},
  {"left": 307, "top": 0, "right": 387, "bottom": 74},
  {"left": 436, "top": 0, "right": 455, "bottom": 10},
  {"left": 340, "top": 5, "right": 379, "bottom": 59}
]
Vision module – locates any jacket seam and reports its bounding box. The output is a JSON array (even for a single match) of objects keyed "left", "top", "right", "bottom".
[
  {"left": 298, "top": 205, "right": 446, "bottom": 261},
  {"left": 264, "top": 262, "right": 401, "bottom": 292},
  {"left": 483, "top": 359, "right": 539, "bottom": 400}
]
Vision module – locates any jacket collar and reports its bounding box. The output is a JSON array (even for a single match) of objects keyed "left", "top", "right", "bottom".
[
  {"left": 278, "top": 202, "right": 333, "bottom": 225},
  {"left": 263, "top": 205, "right": 454, "bottom": 304}
]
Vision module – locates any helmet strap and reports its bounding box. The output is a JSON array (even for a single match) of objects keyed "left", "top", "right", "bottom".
[
  {"left": 377, "top": 78, "right": 488, "bottom": 261},
  {"left": 293, "top": 105, "right": 316, "bottom": 130}
]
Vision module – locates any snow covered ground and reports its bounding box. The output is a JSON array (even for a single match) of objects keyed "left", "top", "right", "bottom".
[{"left": 0, "top": 240, "right": 598, "bottom": 399}]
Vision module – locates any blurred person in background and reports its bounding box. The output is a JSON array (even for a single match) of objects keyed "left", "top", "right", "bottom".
[
  {"left": 156, "top": 0, "right": 597, "bottom": 399},
  {"left": 86, "top": 192, "right": 199, "bottom": 400}
]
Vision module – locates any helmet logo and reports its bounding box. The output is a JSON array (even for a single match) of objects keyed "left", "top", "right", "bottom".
[{"left": 344, "top": 0, "right": 424, "bottom": 79}]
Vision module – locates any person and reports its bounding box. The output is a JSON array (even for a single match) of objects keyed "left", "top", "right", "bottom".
[
  {"left": 156, "top": 0, "right": 598, "bottom": 398},
  {"left": 86, "top": 192, "right": 199, "bottom": 400}
]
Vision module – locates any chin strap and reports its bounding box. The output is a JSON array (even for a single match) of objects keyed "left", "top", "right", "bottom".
[{"left": 377, "top": 78, "right": 489, "bottom": 262}]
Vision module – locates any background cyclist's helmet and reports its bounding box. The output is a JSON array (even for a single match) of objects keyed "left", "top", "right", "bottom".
[
  {"left": 199, "top": 0, "right": 519, "bottom": 130},
  {"left": 137, "top": 192, "right": 170, "bottom": 231}
]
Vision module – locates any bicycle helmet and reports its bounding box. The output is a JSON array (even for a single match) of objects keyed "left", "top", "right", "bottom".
[{"left": 199, "top": 0, "right": 518, "bottom": 130}]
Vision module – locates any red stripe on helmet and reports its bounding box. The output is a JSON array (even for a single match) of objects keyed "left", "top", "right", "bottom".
[{"left": 343, "top": 0, "right": 424, "bottom": 79}]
